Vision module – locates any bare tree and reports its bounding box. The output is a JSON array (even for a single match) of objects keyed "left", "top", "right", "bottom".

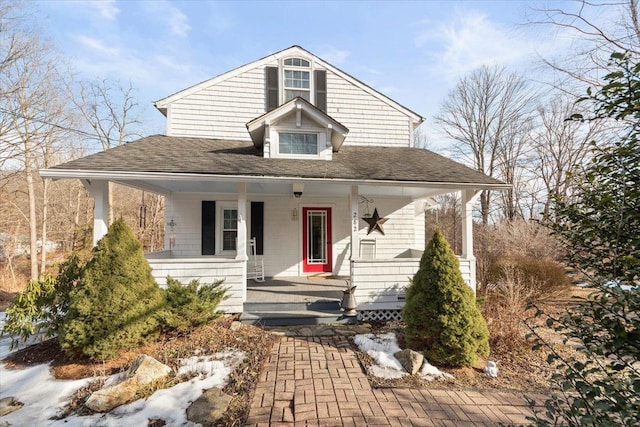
[
  {"left": 434, "top": 66, "right": 537, "bottom": 224},
  {"left": 1, "top": 12, "right": 72, "bottom": 279},
  {"left": 71, "top": 78, "right": 143, "bottom": 224},
  {"left": 529, "top": 0, "right": 640, "bottom": 92},
  {"left": 530, "top": 96, "right": 603, "bottom": 220}
]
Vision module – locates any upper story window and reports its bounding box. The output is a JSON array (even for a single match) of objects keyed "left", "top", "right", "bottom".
[
  {"left": 283, "top": 58, "right": 310, "bottom": 102},
  {"left": 279, "top": 133, "right": 318, "bottom": 155},
  {"left": 265, "top": 58, "right": 326, "bottom": 112}
]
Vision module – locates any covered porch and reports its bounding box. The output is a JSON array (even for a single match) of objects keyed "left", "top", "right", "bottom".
[
  {"left": 70, "top": 174, "right": 483, "bottom": 317},
  {"left": 40, "top": 136, "right": 509, "bottom": 321}
]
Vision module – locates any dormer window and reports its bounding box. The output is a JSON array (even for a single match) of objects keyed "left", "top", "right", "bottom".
[
  {"left": 279, "top": 132, "right": 318, "bottom": 155},
  {"left": 283, "top": 58, "right": 311, "bottom": 102}
]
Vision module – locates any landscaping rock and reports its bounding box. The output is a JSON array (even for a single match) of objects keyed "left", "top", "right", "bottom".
[
  {"left": 186, "top": 387, "right": 232, "bottom": 425},
  {"left": 86, "top": 355, "right": 172, "bottom": 412},
  {"left": 229, "top": 321, "right": 242, "bottom": 331},
  {"left": 0, "top": 397, "right": 23, "bottom": 416},
  {"left": 394, "top": 349, "right": 424, "bottom": 375}
]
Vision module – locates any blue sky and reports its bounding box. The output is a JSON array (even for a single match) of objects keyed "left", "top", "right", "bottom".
[{"left": 35, "top": 0, "right": 590, "bottom": 139}]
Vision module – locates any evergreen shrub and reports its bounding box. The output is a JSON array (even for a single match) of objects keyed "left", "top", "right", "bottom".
[
  {"left": 162, "top": 277, "right": 226, "bottom": 332},
  {"left": 2, "top": 255, "right": 83, "bottom": 348},
  {"left": 59, "top": 218, "right": 166, "bottom": 360},
  {"left": 403, "top": 229, "right": 489, "bottom": 367}
]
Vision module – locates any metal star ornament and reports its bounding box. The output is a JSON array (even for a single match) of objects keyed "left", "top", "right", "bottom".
[{"left": 363, "top": 208, "right": 388, "bottom": 235}]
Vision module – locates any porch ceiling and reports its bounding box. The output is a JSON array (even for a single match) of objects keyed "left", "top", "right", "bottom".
[{"left": 112, "top": 177, "right": 458, "bottom": 199}]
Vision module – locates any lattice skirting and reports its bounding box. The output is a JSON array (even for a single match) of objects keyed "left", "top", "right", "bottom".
[{"left": 357, "top": 309, "right": 403, "bottom": 322}]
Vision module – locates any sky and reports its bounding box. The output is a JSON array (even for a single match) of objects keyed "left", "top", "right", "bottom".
[{"left": 32, "top": 0, "right": 604, "bottom": 142}]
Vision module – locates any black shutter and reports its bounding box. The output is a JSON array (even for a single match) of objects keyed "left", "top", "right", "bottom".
[
  {"left": 266, "top": 67, "right": 279, "bottom": 112},
  {"left": 251, "top": 201, "right": 264, "bottom": 255},
  {"left": 314, "top": 70, "right": 327, "bottom": 112},
  {"left": 202, "top": 201, "right": 216, "bottom": 255}
]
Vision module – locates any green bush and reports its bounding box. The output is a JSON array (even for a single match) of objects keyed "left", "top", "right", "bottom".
[
  {"left": 528, "top": 53, "right": 640, "bottom": 426},
  {"left": 403, "top": 229, "right": 490, "bottom": 367},
  {"left": 490, "top": 256, "right": 572, "bottom": 300},
  {"left": 59, "top": 218, "right": 167, "bottom": 360},
  {"left": 162, "top": 277, "right": 226, "bottom": 333},
  {"left": 2, "top": 255, "right": 83, "bottom": 349}
]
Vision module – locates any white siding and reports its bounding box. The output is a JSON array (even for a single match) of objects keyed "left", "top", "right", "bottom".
[
  {"left": 145, "top": 252, "right": 245, "bottom": 313},
  {"left": 165, "top": 60, "right": 413, "bottom": 148},
  {"left": 352, "top": 258, "right": 418, "bottom": 310},
  {"left": 165, "top": 193, "right": 421, "bottom": 277},
  {"left": 168, "top": 66, "right": 267, "bottom": 140},
  {"left": 325, "top": 70, "right": 411, "bottom": 147}
]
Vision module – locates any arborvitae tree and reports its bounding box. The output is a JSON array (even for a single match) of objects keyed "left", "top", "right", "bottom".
[
  {"left": 59, "top": 218, "right": 166, "bottom": 360},
  {"left": 403, "top": 229, "right": 489, "bottom": 367}
]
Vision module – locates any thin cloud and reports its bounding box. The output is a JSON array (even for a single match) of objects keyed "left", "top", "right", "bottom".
[
  {"left": 74, "top": 34, "right": 120, "bottom": 57},
  {"left": 94, "top": 0, "right": 119, "bottom": 21},
  {"left": 140, "top": 1, "right": 191, "bottom": 37},
  {"left": 318, "top": 48, "right": 350, "bottom": 65},
  {"left": 415, "top": 9, "right": 560, "bottom": 81},
  {"left": 168, "top": 6, "right": 190, "bottom": 37}
]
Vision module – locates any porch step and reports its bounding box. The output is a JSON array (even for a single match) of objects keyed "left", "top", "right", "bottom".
[
  {"left": 240, "top": 309, "right": 357, "bottom": 326},
  {"left": 243, "top": 300, "right": 340, "bottom": 312}
]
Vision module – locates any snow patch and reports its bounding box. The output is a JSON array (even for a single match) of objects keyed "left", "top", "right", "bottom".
[
  {"left": 1, "top": 307, "right": 246, "bottom": 427},
  {"left": 354, "top": 332, "right": 453, "bottom": 381}
]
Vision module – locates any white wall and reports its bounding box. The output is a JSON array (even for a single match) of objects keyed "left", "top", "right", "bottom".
[
  {"left": 165, "top": 193, "right": 422, "bottom": 277},
  {"left": 166, "top": 59, "right": 413, "bottom": 147},
  {"left": 146, "top": 254, "right": 245, "bottom": 313}
]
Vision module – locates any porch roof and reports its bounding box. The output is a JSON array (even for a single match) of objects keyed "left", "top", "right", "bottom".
[{"left": 43, "top": 135, "right": 507, "bottom": 191}]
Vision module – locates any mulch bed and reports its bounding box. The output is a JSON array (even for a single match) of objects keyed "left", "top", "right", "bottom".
[{"left": 2, "top": 315, "right": 276, "bottom": 426}]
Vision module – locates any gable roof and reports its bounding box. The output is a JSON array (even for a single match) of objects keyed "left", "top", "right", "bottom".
[
  {"left": 246, "top": 96, "right": 349, "bottom": 151},
  {"left": 154, "top": 45, "right": 424, "bottom": 126},
  {"left": 43, "top": 135, "right": 507, "bottom": 189}
]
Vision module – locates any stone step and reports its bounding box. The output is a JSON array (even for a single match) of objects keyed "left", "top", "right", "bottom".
[
  {"left": 243, "top": 300, "right": 341, "bottom": 312},
  {"left": 239, "top": 310, "right": 357, "bottom": 326}
]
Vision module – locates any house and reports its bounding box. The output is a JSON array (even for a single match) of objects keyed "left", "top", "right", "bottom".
[{"left": 41, "top": 46, "right": 507, "bottom": 321}]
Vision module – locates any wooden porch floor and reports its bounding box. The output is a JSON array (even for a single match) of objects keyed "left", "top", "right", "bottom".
[
  {"left": 242, "top": 276, "right": 354, "bottom": 325},
  {"left": 246, "top": 275, "right": 348, "bottom": 304}
]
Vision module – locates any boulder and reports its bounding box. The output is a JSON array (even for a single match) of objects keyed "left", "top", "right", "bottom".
[
  {"left": 86, "top": 355, "right": 172, "bottom": 412},
  {"left": 394, "top": 349, "right": 424, "bottom": 375},
  {"left": 186, "top": 387, "right": 233, "bottom": 425},
  {"left": 0, "top": 396, "right": 23, "bottom": 416}
]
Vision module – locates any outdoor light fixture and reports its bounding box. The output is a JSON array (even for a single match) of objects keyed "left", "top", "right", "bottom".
[
  {"left": 359, "top": 196, "right": 373, "bottom": 218},
  {"left": 168, "top": 218, "right": 177, "bottom": 249},
  {"left": 293, "top": 183, "right": 304, "bottom": 198},
  {"left": 292, "top": 208, "right": 299, "bottom": 221}
]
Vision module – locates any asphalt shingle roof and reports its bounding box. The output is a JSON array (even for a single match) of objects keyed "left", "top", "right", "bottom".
[{"left": 51, "top": 135, "right": 504, "bottom": 186}]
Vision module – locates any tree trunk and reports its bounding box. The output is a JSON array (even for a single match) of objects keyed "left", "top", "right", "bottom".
[
  {"left": 480, "top": 190, "right": 491, "bottom": 225},
  {"left": 25, "top": 151, "right": 38, "bottom": 280},
  {"left": 40, "top": 177, "right": 49, "bottom": 274}
]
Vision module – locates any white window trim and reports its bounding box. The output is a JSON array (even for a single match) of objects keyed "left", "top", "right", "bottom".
[
  {"left": 273, "top": 129, "right": 326, "bottom": 159},
  {"left": 280, "top": 56, "right": 315, "bottom": 105},
  {"left": 216, "top": 202, "right": 238, "bottom": 255}
]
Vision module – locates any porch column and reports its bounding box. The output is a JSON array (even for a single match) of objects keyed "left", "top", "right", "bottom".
[
  {"left": 349, "top": 185, "right": 359, "bottom": 259},
  {"left": 82, "top": 179, "right": 110, "bottom": 247},
  {"left": 236, "top": 183, "right": 248, "bottom": 261},
  {"left": 461, "top": 189, "right": 481, "bottom": 294},
  {"left": 237, "top": 183, "right": 248, "bottom": 302}
]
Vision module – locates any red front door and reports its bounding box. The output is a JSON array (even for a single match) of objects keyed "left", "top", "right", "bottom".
[{"left": 302, "top": 207, "right": 332, "bottom": 273}]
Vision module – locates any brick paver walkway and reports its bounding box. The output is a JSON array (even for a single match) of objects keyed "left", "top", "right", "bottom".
[{"left": 246, "top": 335, "right": 542, "bottom": 426}]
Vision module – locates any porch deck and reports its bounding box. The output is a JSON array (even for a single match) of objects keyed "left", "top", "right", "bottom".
[
  {"left": 241, "top": 276, "right": 354, "bottom": 326},
  {"left": 246, "top": 275, "right": 347, "bottom": 303}
]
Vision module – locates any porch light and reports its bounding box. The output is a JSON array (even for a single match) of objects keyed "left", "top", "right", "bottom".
[
  {"left": 168, "top": 218, "right": 177, "bottom": 249},
  {"left": 293, "top": 183, "right": 304, "bottom": 198},
  {"left": 359, "top": 196, "right": 373, "bottom": 218},
  {"left": 292, "top": 208, "right": 298, "bottom": 221}
]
